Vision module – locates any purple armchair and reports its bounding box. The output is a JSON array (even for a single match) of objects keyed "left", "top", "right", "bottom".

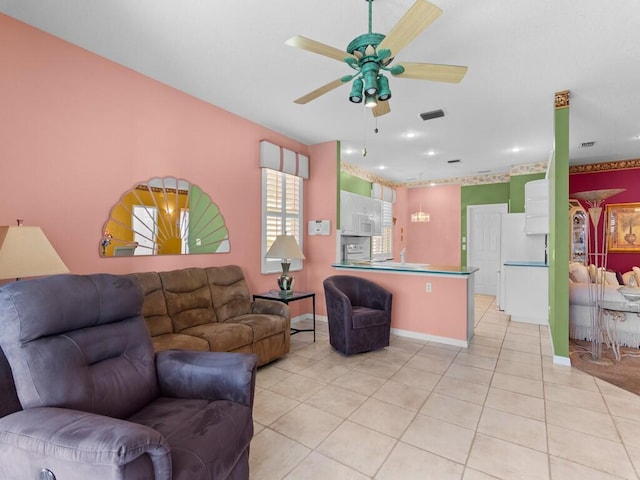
[
  {"left": 0, "top": 274, "right": 257, "bottom": 480},
  {"left": 323, "top": 275, "right": 393, "bottom": 355}
]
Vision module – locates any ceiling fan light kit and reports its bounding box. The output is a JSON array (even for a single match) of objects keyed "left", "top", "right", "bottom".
[{"left": 286, "top": 0, "right": 467, "bottom": 117}]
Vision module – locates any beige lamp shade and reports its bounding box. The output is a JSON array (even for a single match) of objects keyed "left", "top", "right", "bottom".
[
  {"left": 0, "top": 225, "right": 69, "bottom": 280},
  {"left": 265, "top": 235, "right": 305, "bottom": 260}
]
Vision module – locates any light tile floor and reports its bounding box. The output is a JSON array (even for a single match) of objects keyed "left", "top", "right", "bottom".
[{"left": 249, "top": 295, "right": 640, "bottom": 479}]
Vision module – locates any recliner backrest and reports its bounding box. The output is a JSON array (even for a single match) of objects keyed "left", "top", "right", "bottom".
[
  {"left": 129, "top": 271, "right": 173, "bottom": 336},
  {"left": 0, "top": 274, "right": 159, "bottom": 419},
  {"left": 160, "top": 268, "right": 218, "bottom": 332},
  {"left": 205, "top": 265, "right": 252, "bottom": 322}
]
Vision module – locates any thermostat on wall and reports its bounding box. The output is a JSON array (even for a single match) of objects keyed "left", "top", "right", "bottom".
[{"left": 308, "top": 220, "right": 330, "bottom": 236}]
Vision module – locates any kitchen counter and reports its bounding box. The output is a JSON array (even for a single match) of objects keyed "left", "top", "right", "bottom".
[
  {"left": 503, "top": 261, "right": 548, "bottom": 268},
  {"left": 502, "top": 261, "right": 549, "bottom": 324},
  {"left": 331, "top": 261, "right": 477, "bottom": 347},
  {"left": 333, "top": 260, "right": 478, "bottom": 276}
]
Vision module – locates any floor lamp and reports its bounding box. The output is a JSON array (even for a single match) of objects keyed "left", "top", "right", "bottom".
[{"left": 572, "top": 189, "right": 625, "bottom": 361}]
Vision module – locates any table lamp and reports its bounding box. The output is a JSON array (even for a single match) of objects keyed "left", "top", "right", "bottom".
[
  {"left": 0, "top": 220, "right": 69, "bottom": 281},
  {"left": 265, "top": 234, "right": 305, "bottom": 296}
]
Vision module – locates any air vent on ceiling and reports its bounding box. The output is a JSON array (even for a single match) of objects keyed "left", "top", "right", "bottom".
[
  {"left": 447, "top": 159, "right": 461, "bottom": 164},
  {"left": 420, "top": 109, "right": 445, "bottom": 121},
  {"left": 579, "top": 141, "right": 596, "bottom": 148},
  {"left": 477, "top": 169, "right": 491, "bottom": 174}
]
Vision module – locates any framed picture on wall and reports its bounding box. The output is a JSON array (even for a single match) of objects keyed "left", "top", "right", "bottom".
[{"left": 607, "top": 202, "right": 640, "bottom": 252}]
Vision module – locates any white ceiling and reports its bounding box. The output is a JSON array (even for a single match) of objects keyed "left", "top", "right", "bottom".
[{"left": 2, "top": 0, "right": 640, "bottom": 183}]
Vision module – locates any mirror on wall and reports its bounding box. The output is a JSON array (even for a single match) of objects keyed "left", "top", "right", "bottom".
[{"left": 100, "top": 177, "right": 230, "bottom": 257}]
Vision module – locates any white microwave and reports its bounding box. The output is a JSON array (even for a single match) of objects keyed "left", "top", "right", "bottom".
[{"left": 353, "top": 214, "right": 375, "bottom": 236}]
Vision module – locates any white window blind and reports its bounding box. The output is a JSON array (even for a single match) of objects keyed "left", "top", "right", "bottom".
[
  {"left": 261, "top": 168, "right": 303, "bottom": 273},
  {"left": 372, "top": 201, "right": 393, "bottom": 259}
]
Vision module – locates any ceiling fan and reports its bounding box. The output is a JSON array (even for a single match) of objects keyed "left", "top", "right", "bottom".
[{"left": 286, "top": 0, "right": 467, "bottom": 117}]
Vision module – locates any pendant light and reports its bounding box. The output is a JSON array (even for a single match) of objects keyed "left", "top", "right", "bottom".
[{"left": 411, "top": 175, "right": 430, "bottom": 223}]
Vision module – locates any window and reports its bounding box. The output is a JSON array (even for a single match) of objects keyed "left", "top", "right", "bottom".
[
  {"left": 132, "top": 205, "right": 158, "bottom": 255},
  {"left": 261, "top": 168, "right": 303, "bottom": 273},
  {"left": 372, "top": 201, "right": 393, "bottom": 259}
]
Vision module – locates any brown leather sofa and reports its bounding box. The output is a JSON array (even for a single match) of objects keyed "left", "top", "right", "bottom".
[{"left": 131, "top": 265, "right": 290, "bottom": 366}]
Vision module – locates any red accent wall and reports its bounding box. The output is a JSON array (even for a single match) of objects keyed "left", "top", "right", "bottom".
[{"left": 570, "top": 167, "right": 640, "bottom": 273}]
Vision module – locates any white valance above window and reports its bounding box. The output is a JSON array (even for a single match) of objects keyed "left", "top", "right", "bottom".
[
  {"left": 371, "top": 183, "right": 396, "bottom": 203},
  {"left": 260, "top": 140, "right": 309, "bottom": 179}
]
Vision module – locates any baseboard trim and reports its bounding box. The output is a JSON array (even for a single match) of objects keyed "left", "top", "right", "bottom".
[
  {"left": 553, "top": 355, "right": 571, "bottom": 366},
  {"left": 390, "top": 327, "right": 468, "bottom": 348}
]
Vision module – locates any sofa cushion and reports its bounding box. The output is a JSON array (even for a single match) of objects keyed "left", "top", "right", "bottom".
[
  {"left": 128, "top": 397, "right": 253, "bottom": 480},
  {"left": 569, "top": 263, "right": 590, "bottom": 284},
  {"left": 160, "top": 268, "right": 218, "bottom": 332},
  {"left": 229, "top": 314, "right": 288, "bottom": 341},
  {"left": 205, "top": 266, "right": 252, "bottom": 322},
  {"left": 150, "top": 333, "right": 209, "bottom": 353},
  {"left": 181, "top": 322, "right": 253, "bottom": 352},
  {"left": 130, "top": 272, "right": 173, "bottom": 336},
  {"left": 352, "top": 306, "right": 389, "bottom": 329}
]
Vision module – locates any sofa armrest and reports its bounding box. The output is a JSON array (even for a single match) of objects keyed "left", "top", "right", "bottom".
[
  {"left": 156, "top": 350, "right": 257, "bottom": 408},
  {"left": 0, "top": 407, "right": 170, "bottom": 479},
  {"left": 252, "top": 298, "right": 290, "bottom": 319}
]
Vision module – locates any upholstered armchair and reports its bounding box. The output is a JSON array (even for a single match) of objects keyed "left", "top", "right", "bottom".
[
  {"left": 0, "top": 274, "right": 257, "bottom": 480},
  {"left": 323, "top": 275, "right": 393, "bottom": 355}
]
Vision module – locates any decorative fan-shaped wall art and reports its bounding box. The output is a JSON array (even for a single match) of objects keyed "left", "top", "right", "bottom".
[{"left": 100, "top": 177, "right": 230, "bottom": 257}]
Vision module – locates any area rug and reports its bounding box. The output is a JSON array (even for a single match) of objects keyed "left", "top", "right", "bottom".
[{"left": 570, "top": 340, "right": 640, "bottom": 396}]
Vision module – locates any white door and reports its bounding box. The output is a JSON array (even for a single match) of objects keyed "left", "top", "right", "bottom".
[{"left": 467, "top": 204, "right": 507, "bottom": 295}]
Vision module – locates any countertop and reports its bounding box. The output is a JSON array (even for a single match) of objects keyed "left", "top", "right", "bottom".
[
  {"left": 503, "top": 261, "right": 548, "bottom": 267},
  {"left": 332, "top": 260, "right": 479, "bottom": 276}
]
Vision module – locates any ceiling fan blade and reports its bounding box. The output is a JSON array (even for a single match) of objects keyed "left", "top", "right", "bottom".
[
  {"left": 394, "top": 62, "right": 467, "bottom": 83},
  {"left": 294, "top": 78, "right": 346, "bottom": 104},
  {"left": 285, "top": 35, "right": 355, "bottom": 62},
  {"left": 378, "top": 0, "right": 442, "bottom": 57},
  {"left": 372, "top": 101, "right": 391, "bottom": 117}
]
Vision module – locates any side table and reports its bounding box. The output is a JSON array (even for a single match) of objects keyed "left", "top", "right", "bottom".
[
  {"left": 600, "top": 299, "right": 640, "bottom": 361},
  {"left": 253, "top": 290, "right": 316, "bottom": 342}
]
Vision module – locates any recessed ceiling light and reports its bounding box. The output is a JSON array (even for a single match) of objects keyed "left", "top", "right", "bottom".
[
  {"left": 426, "top": 150, "right": 436, "bottom": 156},
  {"left": 633, "top": 135, "right": 640, "bottom": 140},
  {"left": 378, "top": 165, "right": 386, "bottom": 170},
  {"left": 404, "top": 132, "right": 417, "bottom": 139},
  {"left": 344, "top": 148, "right": 354, "bottom": 154},
  {"left": 511, "top": 147, "right": 521, "bottom": 153}
]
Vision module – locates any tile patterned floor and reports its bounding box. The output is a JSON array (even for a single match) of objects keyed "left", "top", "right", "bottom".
[{"left": 249, "top": 295, "right": 640, "bottom": 479}]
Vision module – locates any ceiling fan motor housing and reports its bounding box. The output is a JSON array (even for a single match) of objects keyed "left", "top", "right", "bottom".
[{"left": 346, "top": 32, "right": 385, "bottom": 56}]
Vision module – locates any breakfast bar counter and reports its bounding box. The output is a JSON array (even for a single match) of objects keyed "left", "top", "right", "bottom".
[{"left": 332, "top": 261, "right": 478, "bottom": 347}]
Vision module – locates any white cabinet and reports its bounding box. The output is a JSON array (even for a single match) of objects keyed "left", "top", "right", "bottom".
[
  {"left": 525, "top": 179, "right": 549, "bottom": 234},
  {"left": 503, "top": 264, "right": 548, "bottom": 324},
  {"left": 340, "top": 191, "right": 382, "bottom": 235}
]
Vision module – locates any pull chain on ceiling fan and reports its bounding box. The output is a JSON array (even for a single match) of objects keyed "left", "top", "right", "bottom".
[{"left": 285, "top": 0, "right": 468, "bottom": 117}]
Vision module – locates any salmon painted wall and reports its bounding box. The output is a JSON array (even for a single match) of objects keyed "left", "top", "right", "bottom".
[
  {"left": 406, "top": 184, "right": 462, "bottom": 265},
  {"left": 304, "top": 142, "right": 340, "bottom": 316},
  {"left": 570, "top": 166, "right": 640, "bottom": 273},
  {"left": 0, "top": 14, "right": 312, "bottom": 294}
]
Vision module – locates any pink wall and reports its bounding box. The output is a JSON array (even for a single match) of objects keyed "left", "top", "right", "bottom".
[
  {"left": 406, "top": 184, "right": 462, "bottom": 265},
  {"left": 0, "top": 14, "right": 472, "bottom": 342},
  {"left": 570, "top": 166, "right": 640, "bottom": 273},
  {"left": 304, "top": 142, "right": 339, "bottom": 316},
  {"left": 0, "top": 14, "right": 316, "bottom": 294}
]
